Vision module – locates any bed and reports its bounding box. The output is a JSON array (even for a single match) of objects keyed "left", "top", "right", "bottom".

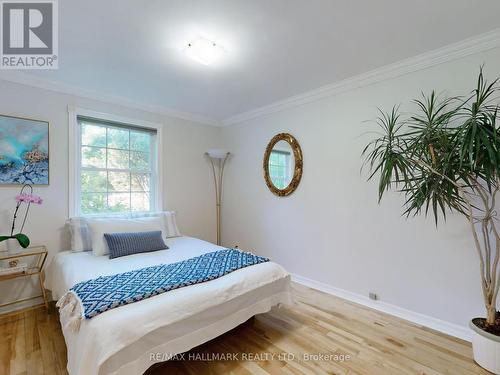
[{"left": 45, "top": 235, "right": 292, "bottom": 375}]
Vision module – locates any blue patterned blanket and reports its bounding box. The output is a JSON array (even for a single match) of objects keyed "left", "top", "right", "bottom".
[{"left": 56, "top": 249, "right": 269, "bottom": 330}]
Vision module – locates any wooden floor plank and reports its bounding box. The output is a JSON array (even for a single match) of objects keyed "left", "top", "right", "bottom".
[{"left": 0, "top": 283, "right": 491, "bottom": 375}]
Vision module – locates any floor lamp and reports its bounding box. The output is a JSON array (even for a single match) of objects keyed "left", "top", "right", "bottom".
[{"left": 206, "top": 149, "right": 230, "bottom": 245}]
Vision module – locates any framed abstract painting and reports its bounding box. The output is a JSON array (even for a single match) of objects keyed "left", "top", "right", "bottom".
[{"left": 0, "top": 114, "right": 49, "bottom": 185}]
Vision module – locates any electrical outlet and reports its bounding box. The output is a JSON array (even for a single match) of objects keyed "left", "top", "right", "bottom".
[{"left": 369, "top": 292, "right": 378, "bottom": 301}]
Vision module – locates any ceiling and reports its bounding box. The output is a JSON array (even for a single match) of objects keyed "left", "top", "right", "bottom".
[{"left": 5, "top": 0, "right": 500, "bottom": 124}]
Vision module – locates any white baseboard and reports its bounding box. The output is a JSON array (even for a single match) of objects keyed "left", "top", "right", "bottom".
[{"left": 291, "top": 273, "right": 472, "bottom": 342}]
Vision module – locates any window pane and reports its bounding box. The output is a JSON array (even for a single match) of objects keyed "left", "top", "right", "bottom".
[
  {"left": 107, "top": 149, "right": 129, "bottom": 169},
  {"left": 81, "top": 170, "right": 107, "bottom": 192},
  {"left": 131, "top": 193, "right": 150, "bottom": 212},
  {"left": 108, "top": 171, "right": 130, "bottom": 192},
  {"left": 82, "top": 124, "right": 106, "bottom": 147},
  {"left": 107, "top": 127, "right": 129, "bottom": 149},
  {"left": 131, "top": 173, "right": 150, "bottom": 192},
  {"left": 82, "top": 146, "right": 106, "bottom": 168},
  {"left": 79, "top": 119, "right": 156, "bottom": 216},
  {"left": 130, "top": 131, "right": 150, "bottom": 152},
  {"left": 108, "top": 193, "right": 130, "bottom": 212},
  {"left": 81, "top": 193, "right": 108, "bottom": 214},
  {"left": 130, "top": 151, "right": 149, "bottom": 171}
]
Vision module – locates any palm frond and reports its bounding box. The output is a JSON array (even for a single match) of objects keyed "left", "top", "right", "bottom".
[{"left": 362, "top": 67, "right": 499, "bottom": 225}]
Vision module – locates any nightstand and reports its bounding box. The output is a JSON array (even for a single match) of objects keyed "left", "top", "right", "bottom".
[{"left": 0, "top": 245, "right": 48, "bottom": 312}]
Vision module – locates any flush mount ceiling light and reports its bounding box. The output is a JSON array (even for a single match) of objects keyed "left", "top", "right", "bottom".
[{"left": 185, "top": 37, "right": 225, "bottom": 66}]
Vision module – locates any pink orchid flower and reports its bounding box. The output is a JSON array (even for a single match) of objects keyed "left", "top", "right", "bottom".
[{"left": 15, "top": 193, "right": 43, "bottom": 205}]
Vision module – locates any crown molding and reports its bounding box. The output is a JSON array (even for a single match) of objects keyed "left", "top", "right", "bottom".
[
  {"left": 223, "top": 28, "right": 500, "bottom": 126},
  {"left": 2, "top": 28, "right": 499, "bottom": 128},
  {"left": 0, "top": 71, "right": 222, "bottom": 126}
]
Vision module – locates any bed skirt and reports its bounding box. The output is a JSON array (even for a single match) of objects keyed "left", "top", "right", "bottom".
[
  {"left": 102, "top": 290, "right": 292, "bottom": 375},
  {"left": 60, "top": 276, "right": 293, "bottom": 375}
]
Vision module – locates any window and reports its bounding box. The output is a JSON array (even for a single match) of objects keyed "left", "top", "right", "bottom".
[
  {"left": 76, "top": 116, "right": 158, "bottom": 215},
  {"left": 269, "top": 150, "right": 292, "bottom": 189}
]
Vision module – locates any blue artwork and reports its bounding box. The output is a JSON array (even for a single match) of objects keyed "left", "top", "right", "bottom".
[{"left": 0, "top": 115, "right": 49, "bottom": 185}]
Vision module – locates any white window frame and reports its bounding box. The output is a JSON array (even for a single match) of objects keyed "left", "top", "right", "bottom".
[{"left": 68, "top": 106, "right": 163, "bottom": 217}]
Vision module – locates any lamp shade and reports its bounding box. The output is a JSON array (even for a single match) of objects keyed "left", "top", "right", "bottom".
[{"left": 206, "top": 149, "right": 229, "bottom": 159}]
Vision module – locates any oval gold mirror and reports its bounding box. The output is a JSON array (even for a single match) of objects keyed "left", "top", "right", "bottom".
[{"left": 263, "top": 133, "right": 303, "bottom": 196}]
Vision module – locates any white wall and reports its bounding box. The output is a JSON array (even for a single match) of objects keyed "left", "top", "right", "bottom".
[
  {"left": 220, "top": 47, "right": 500, "bottom": 331},
  {"left": 0, "top": 80, "right": 222, "bottom": 311}
]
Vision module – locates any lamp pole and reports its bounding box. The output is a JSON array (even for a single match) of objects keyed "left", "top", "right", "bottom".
[{"left": 206, "top": 151, "right": 230, "bottom": 245}]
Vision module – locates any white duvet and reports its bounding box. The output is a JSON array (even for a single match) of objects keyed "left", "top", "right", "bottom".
[{"left": 45, "top": 236, "right": 292, "bottom": 375}]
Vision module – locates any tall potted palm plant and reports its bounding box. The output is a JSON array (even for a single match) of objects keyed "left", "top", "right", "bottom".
[{"left": 363, "top": 68, "right": 500, "bottom": 372}]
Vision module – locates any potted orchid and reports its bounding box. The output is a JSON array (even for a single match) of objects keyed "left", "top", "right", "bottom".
[{"left": 0, "top": 184, "right": 43, "bottom": 253}]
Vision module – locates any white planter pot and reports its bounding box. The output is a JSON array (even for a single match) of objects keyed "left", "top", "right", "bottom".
[
  {"left": 6, "top": 238, "right": 23, "bottom": 255},
  {"left": 470, "top": 319, "right": 500, "bottom": 374}
]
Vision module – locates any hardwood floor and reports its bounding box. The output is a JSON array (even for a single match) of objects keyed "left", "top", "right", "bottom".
[
  {"left": 0, "top": 305, "right": 67, "bottom": 375},
  {"left": 0, "top": 283, "right": 491, "bottom": 375}
]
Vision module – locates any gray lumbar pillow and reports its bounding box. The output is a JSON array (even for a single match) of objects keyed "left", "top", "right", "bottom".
[{"left": 104, "top": 231, "right": 168, "bottom": 259}]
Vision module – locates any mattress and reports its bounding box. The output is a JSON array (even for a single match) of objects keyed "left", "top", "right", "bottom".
[{"left": 45, "top": 236, "right": 292, "bottom": 375}]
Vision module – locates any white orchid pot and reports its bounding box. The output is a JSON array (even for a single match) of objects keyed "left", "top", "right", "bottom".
[
  {"left": 470, "top": 319, "right": 500, "bottom": 374},
  {"left": 6, "top": 238, "right": 23, "bottom": 255}
]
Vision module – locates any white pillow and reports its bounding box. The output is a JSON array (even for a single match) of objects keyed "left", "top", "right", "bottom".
[
  {"left": 162, "top": 211, "right": 181, "bottom": 238},
  {"left": 87, "top": 216, "right": 165, "bottom": 256},
  {"left": 67, "top": 217, "right": 92, "bottom": 252},
  {"left": 67, "top": 211, "right": 181, "bottom": 252}
]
